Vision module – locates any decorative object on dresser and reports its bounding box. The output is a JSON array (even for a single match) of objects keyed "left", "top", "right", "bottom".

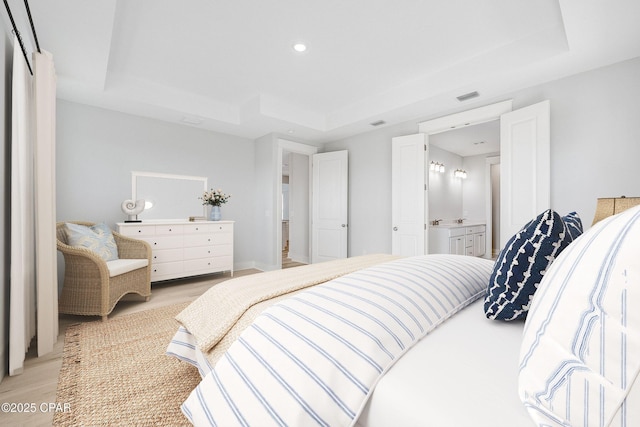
[
  {"left": 56, "top": 221, "right": 152, "bottom": 321},
  {"left": 120, "top": 198, "right": 145, "bottom": 222},
  {"left": 199, "top": 188, "right": 231, "bottom": 221},
  {"left": 117, "top": 220, "right": 234, "bottom": 282},
  {"left": 428, "top": 222, "right": 486, "bottom": 256}
]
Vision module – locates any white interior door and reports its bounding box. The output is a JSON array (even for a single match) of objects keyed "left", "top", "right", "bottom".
[
  {"left": 391, "top": 134, "right": 427, "bottom": 256},
  {"left": 500, "top": 100, "right": 550, "bottom": 247},
  {"left": 312, "top": 150, "right": 348, "bottom": 263}
]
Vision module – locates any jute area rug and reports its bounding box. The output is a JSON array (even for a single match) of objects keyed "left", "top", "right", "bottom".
[{"left": 54, "top": 302, "right": 201, "bottom": 426}]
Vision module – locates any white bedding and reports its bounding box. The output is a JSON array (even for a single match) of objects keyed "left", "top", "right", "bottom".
[
  {"left": 171, "top": 255, "right": 511, "bottom": 426},
  {"left": 357, "top": 298, "right": 533, "bottom": 427}
]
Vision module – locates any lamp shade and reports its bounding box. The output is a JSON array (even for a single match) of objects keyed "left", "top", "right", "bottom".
[{"left": 592, "top": 196, "right": 640, "bottom": 225}]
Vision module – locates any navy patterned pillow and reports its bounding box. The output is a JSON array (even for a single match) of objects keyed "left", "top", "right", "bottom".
[
  {"left": 484, "top": 209, "right": 572, "bottom": 321},
  {"left": 562, "top": 211, "right": 583, "bottom": 240}
]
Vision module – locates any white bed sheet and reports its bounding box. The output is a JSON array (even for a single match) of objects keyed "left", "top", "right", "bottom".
[{"left": 357, "top": 298, "right": 533, "bottom": 427}]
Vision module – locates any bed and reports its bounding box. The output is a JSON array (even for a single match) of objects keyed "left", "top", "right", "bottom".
[{"left": 167, "top": 206, "right": 640, "bottom": 427}]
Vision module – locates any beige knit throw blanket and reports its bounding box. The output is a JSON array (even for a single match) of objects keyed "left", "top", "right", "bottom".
[{"left": 176, "top": 254, "right": 399, "bottom": 353}]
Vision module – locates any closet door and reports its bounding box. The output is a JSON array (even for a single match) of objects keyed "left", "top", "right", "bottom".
[
  {"left": 311, "top": 150, "right": 348, "bottom": 262},
  {"left": 391, "top": 134, "right": 427, "bottom": 256},
  {"left": 500, "top": 100, "right": 550, "bottom": 247}
]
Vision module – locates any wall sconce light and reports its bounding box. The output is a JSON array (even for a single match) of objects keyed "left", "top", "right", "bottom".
[
  {"left": 430, "top": 161, "right": 445, "bottom": 173},
  {"left": 454, "top": 169, "right": 468, "bottom": 179}
]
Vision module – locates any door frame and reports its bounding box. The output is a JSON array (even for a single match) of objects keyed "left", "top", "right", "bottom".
[
  {"left": 276, "top": 139, "right": 318, "bottom": 269},
  {"left": 485, "top": 155, "right": 501, "bottom": 258},
  {"left": 417, "top": 100, "right": 513, "bottom": 255}
]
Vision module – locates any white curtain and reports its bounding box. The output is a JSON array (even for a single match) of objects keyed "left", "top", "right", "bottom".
[
  {"left": 8, "top": 40, "right": 58, "bottom": 375},
  {"left": 9, "top": 35, "right": 36, "bottom": 376},
  {"left": 33, "top": 49, "right": 58, "bottom": 357}
]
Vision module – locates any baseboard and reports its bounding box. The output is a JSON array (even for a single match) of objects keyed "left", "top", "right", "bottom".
[
  {"left": 233, "top": 261, "right": 259, "bottom": 272},
  {"left": 288, "top": 252, "right": 309, "bottom": 264}
]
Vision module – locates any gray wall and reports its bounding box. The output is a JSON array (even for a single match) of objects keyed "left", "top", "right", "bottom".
[
  {"left": 324, "top": 57, "right": 640, "bottom": 256},
  {"left": 56, "top": 100, "right": 257, "bottom": 280},
  {"left": 0, "top": 25, "right": 11, "bottom": 382}
]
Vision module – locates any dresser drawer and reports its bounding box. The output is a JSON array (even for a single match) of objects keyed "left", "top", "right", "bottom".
[
  {"left": 449, "top": 227, "right": 466, "bottom": 237},
  {"left": 211, "top": 255, "right": 233, "bottom": 270},
  {"left": 184, "top": 246, "right": 215, "bottom": 261},
  {"left": 142, "top": 235, "right": 183, "bottom": 250},
  {"left": 119, "top": 225, "right": 156, "bottom": 237},
  {"left": 184, "top": 223, "right": 216, "bottom": 234},
  {"left": 465, "top": 235, "right": 474, "bottom": 247},
  {"left": 211, "top": 223, "right": 233, "bottom": 234},
  {"left": 183, "top": 258, "right": 218, "bottom": 273},
  {"left": 155, "top": 224, "right": 184, "bottom": 235},
  {"left": 151, "top": 261, "right": 183, "bottom": 277},
  {"left": 212, "top": 232, "right": 233, "bottom": 245},
  {"left": 183, "top": 234, "right": 216, "bottom": 247},
  {"left": 466, "top": 225, "right": 486, "bottom": 234},
  {"left": 151, "top": 248, "right": 183, "bottom": 264},
  {"left": 211, "top": 244, "right": 232, "bottom": 256}
]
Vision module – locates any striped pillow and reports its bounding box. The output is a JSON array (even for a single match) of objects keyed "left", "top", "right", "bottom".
[
  {"left": 518, "top": 205, "right": 640, "bottom": 427},
  {"left": 562, "top": 211, "right": 583, "bottom": 240},
  {"left": 484, "top": 209, "right": 572, "bottom": 321}
]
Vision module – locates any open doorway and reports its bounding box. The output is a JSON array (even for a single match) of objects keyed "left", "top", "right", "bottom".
[
  {"left": 276, "top": 139, "right": 317, "bottom": 270},
  {"left": 281, "top": 150, "right": 309, "bottom": 268},
  {"left": 428, "top": 119, "right": 500, "bottom": 258}
]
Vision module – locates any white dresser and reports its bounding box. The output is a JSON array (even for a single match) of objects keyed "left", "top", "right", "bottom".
[
  {"left": 117, "top": 220, "right": 234, "bottom": 282},
  {"left": 429, "top": 223, "right": 486, "bottom": 257}
]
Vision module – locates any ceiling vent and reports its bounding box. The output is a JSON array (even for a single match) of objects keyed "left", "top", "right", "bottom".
[
  {"left": 370, "top": 120, "right": 386, "bottom": 127},
  {"left": 456, "top": 91, "right": 480, "bottom": 102}
]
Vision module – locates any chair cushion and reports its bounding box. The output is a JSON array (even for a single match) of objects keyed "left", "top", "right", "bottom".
[
  {"left": 106, "top": 259, "right": 148, "bottom": 277},
  {"left": 65, "top": 222, "right": 119, "bottom": 261}
]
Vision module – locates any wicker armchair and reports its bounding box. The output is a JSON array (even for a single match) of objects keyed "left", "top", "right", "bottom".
[{"left": 57, "top": 221, "right": 152, "bottom": 321}]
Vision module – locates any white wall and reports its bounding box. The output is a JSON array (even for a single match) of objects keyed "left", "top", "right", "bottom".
[
  {"left": 56, "top": 100, "right": 257, "bottom": 280},
  {"left": 462, "top": 153, "right": 497, "bottom": 222},
  {"left": 324, "top": 57, "right": 640, "bottom": 256},
  {"left": 427, "top": 146, "right": 463, "bottom": 222}
]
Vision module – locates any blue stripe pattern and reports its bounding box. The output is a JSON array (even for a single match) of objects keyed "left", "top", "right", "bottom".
[
  {"left": 518, "top": 206, "right": 640, "bottom": 427},
  {"left": 182, "top": 254, "right": 494, "bottom": 427}
]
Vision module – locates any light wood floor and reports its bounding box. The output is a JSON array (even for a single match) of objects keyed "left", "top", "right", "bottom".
[{"left": 0, "top": 269, "right": 259, "bottom": 427}]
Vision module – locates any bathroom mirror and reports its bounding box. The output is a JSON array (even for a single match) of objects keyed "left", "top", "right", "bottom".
[{"left": 132, "top": 171, "right": 207, "bottom": 220}]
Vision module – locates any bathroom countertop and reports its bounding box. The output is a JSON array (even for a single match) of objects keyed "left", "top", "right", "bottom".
[{"left": 429, "top": 221, "right": 485, "bottom": 229}]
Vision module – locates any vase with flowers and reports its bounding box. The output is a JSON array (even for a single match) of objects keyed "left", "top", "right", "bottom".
[{"left": 200, "top": 188, "right": 231, "bottom": 221}]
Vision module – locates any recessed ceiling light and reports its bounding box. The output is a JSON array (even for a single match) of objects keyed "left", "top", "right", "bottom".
[{"left": 292, "top": 43, "right": 307, "bottom": 52}]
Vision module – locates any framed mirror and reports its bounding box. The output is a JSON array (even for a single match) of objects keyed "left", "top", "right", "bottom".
[{"left": 132, "top": 171, "right": 208, "bottom": 220}]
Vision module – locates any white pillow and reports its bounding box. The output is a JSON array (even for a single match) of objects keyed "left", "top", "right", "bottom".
[{"left": 518, "top": 205, "right": 640, "bottom": 426}]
